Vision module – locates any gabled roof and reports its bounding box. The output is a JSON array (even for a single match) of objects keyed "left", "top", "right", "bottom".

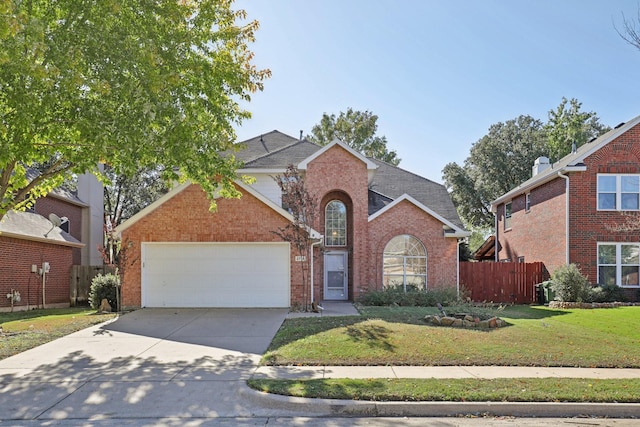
[
  {"left": 236, "top": 131, "right": 466, "bottom": 230},
  {"left": 491, "top": 114, "right": 640, "bottom": 210},
  {"left": 233, "top": 130, "right": 301, "bottom": 164},
  {"left": 368, "top": 194, "right": 469, "bottom": 237},
  {"left": 240, "top": 139, "right": 321, "bottom": 170},
  {"left": 0, "top": 211, "right": 84, "bottom": 247},
  {"left": 368, "top": 159, "right": 465, "bottom": 229},
  {"left": 297, "top": 139, "right": 378, "bottom": 171},
  {"left": 115, "top": 179, "right": 321, "bottom": 239}
]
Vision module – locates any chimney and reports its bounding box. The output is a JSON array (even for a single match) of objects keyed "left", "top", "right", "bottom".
[
  {"left": 299, "top": 130, "right": 303, "bottom": 140},
  {"left": 532, "top": 156, "right": 550, "bottom": 176}
]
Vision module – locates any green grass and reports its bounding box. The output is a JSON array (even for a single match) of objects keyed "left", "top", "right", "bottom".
[
  {"left": 0, "top": 308, "right": 116, "bottom": 360},
  {"left": 248, "top": 378, "right": 640, "bottom": 403},
  {"left": 262, "top": 305, "right": 640, "bottom": 368}
]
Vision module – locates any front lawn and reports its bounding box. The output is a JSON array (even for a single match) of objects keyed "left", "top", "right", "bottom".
[
  {"left": 254, "top": 305, "right": 640, "bottom": 402},
  {"left": 0, "top": 308, "right": 116, "bottom": 360},
  {"left": 263, "top": 305, "right": 640, "bottom": 368}
]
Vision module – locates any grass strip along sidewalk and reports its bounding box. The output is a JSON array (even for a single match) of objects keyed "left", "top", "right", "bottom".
[
  {"left": 251, "top": 305, "right": 640, "bottom": 403},
  {"left": 0, "top": 308, "right": 116, "bottom": 360}
]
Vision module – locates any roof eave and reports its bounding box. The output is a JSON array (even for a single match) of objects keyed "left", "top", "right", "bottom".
[{"left": 0, "top": 231, "right": 85, "bottom": 248}]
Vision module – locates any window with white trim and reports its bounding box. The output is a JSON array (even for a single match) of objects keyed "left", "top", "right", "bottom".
[
  {"left": 598, "top": 242, "right": 639, "bottom": 287},
  {"left": 383, "top": 235, "right": 427, "bottom": 291},
  {"left": 325, "top": 200, "right": 346, "bottom": 246},
  {"left": 504, "top": 202, "right": 512, "bottom": 230},
  {"left": 597, "top": 174, "right": 640, "bottom": 211},
  {"left": 525, "top": 193, "right": 531, "bottom": 212}
]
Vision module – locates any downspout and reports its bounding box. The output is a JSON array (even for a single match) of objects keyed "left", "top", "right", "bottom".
[
  {"left": 456, "top": 238, "right": 462, "bottom": 298},
  {"left": 557, "top": 171, "right": 570, "bottom": 264},
  {"left": 310, "top": 237, "right": 324, "bottom": 304},
  {"left": 494, "top": 210, "right": 499, "bottom": 262}
]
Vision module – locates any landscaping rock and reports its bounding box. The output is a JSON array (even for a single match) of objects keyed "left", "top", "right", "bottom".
[
  {"left": 99, "top": 298, "right": 112, "bottom": 313},
  {"left": 488, "top": 317, "right": 498, "bottom": 328},
  {"left": 452, "top": 318, "right": 463, "bottom": 327},
  {"left": 440, "top": 316, "right": 455, "bottom": 326}
]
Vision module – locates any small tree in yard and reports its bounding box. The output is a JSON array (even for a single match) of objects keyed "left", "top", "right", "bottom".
[{"left": 272, "top": 165, "right": 318, "bottom": 311}]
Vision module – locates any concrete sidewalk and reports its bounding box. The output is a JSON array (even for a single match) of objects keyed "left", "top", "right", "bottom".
[{"left": 253, "top": 365, "right": 640, "bottom": 380}]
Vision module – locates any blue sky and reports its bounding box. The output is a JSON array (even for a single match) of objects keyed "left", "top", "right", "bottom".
[{"left": 235, "top": 0, "right": 640, "bottom": 184}]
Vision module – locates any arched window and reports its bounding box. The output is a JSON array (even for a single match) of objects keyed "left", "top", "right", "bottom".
[
  {"left": 383, "top": 235, "right": 427, "bottom": 291},
  {"left": 325, "top": 200, "right": 346, "bottom": 246}
]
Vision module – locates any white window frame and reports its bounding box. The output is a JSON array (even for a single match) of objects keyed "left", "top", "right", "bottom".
[
  {"left": 597, "top": 242, "right": 640, "bottom": 288},
  {"left": 325, "top": 200, "right": 347, "bottom": 246},
  {"left": 383, "top": 234, "right": 427, "bottom": 291},
  {"left": 525, "top": 193, "right": 531, "bottom": 212},
  {"left": 504, "top": 202, "right": 512, "bottom": 230},
  {"left": 597, "top": 174, "right": 640, "bottom": 211}
]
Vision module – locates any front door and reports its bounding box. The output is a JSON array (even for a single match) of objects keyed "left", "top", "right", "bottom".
[{"left": 324, "top": 252, "right": 348, "bottom": 300}]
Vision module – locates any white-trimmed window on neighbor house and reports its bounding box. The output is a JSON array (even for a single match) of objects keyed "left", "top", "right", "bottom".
[
  {"left": 504, "top": 202, "right": 512, "bottom": 230},
  {"left": 525, "top": 193, "right": 531, "bottom": 212},
  {"left": 597, "top": 174, "right": 640, "bottom": 210},
  {"left": 598, "top": 242, "right": 640, "bottom": 287},
  {"left": 383, "top": 234, "right": 427, "bottom": 291},
  {"left": 325, "top": 200, "right": 346, "bottom": 246}
]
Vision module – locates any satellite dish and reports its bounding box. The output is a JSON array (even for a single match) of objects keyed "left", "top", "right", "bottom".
[
  {"left": 48, "top": 213, "right": 62, "bottom": 227},
  {"left": 44, "top": 213, "right": 68, "bottom": 237}
]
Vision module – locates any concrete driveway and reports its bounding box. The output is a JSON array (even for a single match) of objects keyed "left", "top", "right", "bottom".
[{"left": 0, "top": 308, "right": 291, "bottom": 422}]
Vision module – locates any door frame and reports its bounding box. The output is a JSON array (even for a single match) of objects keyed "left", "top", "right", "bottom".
[{"left": 323, "top": 251, "right": 348, "bottom": 300}]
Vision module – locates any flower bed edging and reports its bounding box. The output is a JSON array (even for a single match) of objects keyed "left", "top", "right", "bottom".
[{"left": 423, "top": 314, "right": 507, "bottom": 329}]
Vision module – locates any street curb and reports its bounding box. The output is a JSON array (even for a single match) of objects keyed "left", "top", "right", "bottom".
[{"left": 241, "top": 385, "right": 640, "bottom": 418}]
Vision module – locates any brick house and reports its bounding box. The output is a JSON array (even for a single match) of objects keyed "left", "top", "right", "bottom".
[
  {"left": 0, "top": 171, "right": 104, "bottom": 311},
  {"left": 491, "top": 114, "right": 640, "bottom": 300},
  {"left": 116, "top": 131, "right": 469, "bottom": 309}
]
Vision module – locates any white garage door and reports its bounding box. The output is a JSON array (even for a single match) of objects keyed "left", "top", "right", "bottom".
[{"left": 142, "top": 242, "right": 290, "bottom": 308}]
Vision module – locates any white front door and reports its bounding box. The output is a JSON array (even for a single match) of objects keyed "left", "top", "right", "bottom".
[{"left": 324, "top": 252, "right": 348, "bottom": 300}]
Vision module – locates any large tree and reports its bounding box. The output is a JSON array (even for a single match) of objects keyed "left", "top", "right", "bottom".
[
  {"left": 617, "top": 7, "right": 640, "bottom": 50},
  {"left": 545, "top": 97, "right": 610, "bottom": 162},
  {"left": 443, "top": 115, "right": 547, "bottom": 228},
  {"left": 307, "top": 108, "right": 400, "bottom": 165},
  {"left": 0, "top": 0, "right": 269, "bottom": 220}
]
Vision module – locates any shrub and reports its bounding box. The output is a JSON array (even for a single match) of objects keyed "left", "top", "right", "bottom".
[
  {"left": 588, "top": 283, "right": 627, "bottom": 303},
  {"left": 89, "top": 273, "right": 120, "bottom": 312},
  {"left": 550, "top": 264, "right": 590, "bottom": 302},
  {"left": 358, "top": 285, "right": 461, "bottom": 307}
]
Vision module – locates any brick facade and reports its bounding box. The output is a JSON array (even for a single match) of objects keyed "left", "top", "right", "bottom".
[
  {"left": 368, "top": 200, "right": 458, "bottom": 289},
  {"left": 120, "top": 184, "right": 303, "bottom": 308},
  {"left": 120, "top": 143, "right": 463, "bottom": 308},
  {"left": 0, "top": 236, "right": 73, "bottom": 311},
  {"left": 497, "top": 177, "right": 567, "bottom": 272},
  {"left": 495, "top": 119, "right": 640, "bottom": 301}
]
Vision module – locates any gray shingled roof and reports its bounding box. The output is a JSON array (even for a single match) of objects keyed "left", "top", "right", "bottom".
[
  {"left": 234, "top": 130, "right": 301, "bottom": 164},
  {"left": 368, "top": 159, "right": 464, "bottom": 229},
  {"left": 238, "top": 131, "right": 465, "bottom": 229},
  {"left": 0, "top": 211, "right": 83, "bottom": 246},
  {"left": 491, "top": 115, "right": 640, "bottom": 208},
  {"left": 25, "top": 168, "right": 87, "bottom": 206},
  {"left": 243, "top": 140, "right": 321, "bottom": 169}
]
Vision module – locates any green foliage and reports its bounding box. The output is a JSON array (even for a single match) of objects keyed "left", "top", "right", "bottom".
[
  {"left": 307, "top": 108, "right": 400, "bottom": 165},
  {"left": 443, "top": 98, "right": 609, "bottom": 228},
  {"left": 550, "top": 264, "right": 590, "bottom": 302},
  {"left": 0, "top": 0, "right": 270, "bottom": 219},
  {"left": 545, "top": 97, "right": 610, "bottom": 162},
  {"left": 89, "top": 273, "right": 120, "bottom": 312},
  {"left": 587, "top": 283, "right": 627, "bottom": 303},
  {"left": 357, "top": 285, "right": 460, "bottom": 307},
  {"left": 443, "top": 115, "right": 547, "bottom": 228}
]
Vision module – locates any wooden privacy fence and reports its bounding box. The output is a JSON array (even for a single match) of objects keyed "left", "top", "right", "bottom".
[
  {"left": 459, "top": 262, "right": 548, "bottom": 304},
  {"left": 70, "top": 265, "right": 116, "bottom": 306}
]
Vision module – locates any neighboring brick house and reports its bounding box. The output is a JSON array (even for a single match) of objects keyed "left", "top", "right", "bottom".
[
  {"left": 491, "top": 114, "right": 640, "bottom": 300},
  {"left": 116, "top": 131, "right": 469, "bottom": 309},
  {"left": 0, "top": 171, "right": 104, "bottom": 311}
]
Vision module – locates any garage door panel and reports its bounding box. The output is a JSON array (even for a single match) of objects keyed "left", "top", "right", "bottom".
[{"left": 142, "top": 243, "right": 290, "bottom": 308}]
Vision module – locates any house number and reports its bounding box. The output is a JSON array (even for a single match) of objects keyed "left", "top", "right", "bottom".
[{"left": 294, "top": 256, "right": 306, "bottom": 262}]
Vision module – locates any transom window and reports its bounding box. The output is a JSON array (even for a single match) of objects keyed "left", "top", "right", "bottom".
[
  {"left": 383, "top": 235, "right": 427, "bottom": 291},
  {"left": 598, "top": 174, "right": 640, "bottom": 211},
  {"left": 325, "top": 200, "right": 346, "bottom": 246},
  {"left": 598, "top": 242, "right": 640, "bottom": 287}
]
